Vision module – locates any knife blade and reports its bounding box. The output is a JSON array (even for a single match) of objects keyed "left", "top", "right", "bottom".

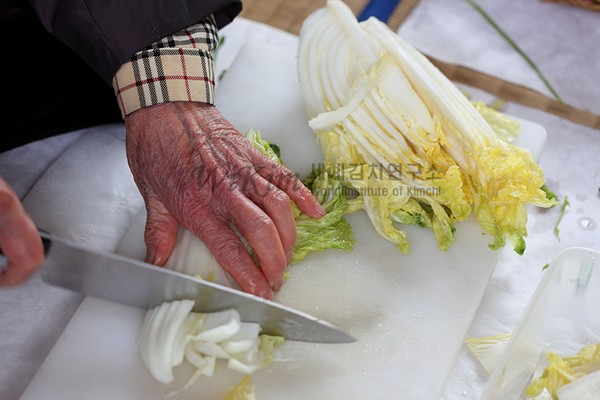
[{"left": 37, "top": 232, "right": 355, "bottom": 344}]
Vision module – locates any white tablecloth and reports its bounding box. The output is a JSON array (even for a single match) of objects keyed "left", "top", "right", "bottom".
[{"left": 396, "top": 1, "right": 600, "bottom": 398}]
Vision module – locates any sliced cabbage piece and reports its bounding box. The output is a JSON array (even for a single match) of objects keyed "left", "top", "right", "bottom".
[
  {"left": 224, "top": 375, "right": 257, "bottom": 400},
  {"left": 139, "top": 301, "right": 285, "bottom": 394},
  {"left": 465, "top": 333, "right": 512, "bottom": 374},
  {"left": 191, "top": 309, "right": 240, "bottom": 343},
  {"left": 529, "top": 388, "right": 553, "bottom": 400},
  {"left": 526, "top": 343, "right": 600, "bottom": 399},
  {"left": 139, "top": 300, "right": 195, "bottom": 383},
  {"left": 221, "top": 322, "right": 262, "bottom": 354}
]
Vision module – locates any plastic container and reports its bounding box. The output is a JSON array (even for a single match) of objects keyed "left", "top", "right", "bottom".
[{"left": 483, "top": 247, "right": 600, "bottom": 399}]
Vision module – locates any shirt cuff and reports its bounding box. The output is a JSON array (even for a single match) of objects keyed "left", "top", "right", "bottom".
[{"left": 112, "top": 16, "right": 219, "bottom": 118}]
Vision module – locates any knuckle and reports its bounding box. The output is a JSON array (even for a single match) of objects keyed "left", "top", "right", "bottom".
[
  {"left": 276, "top": 170, "right": 302, "bottom": 192},
  {"left": 209, "top": 188, "right": 243, "bottom": 219},
  {"left": 264, "top": 191, "right": 294, "bottom": 221},
  {"left": 212, "top": 238, "right": 248, "bottom": 267},
  {"left": 144, "top": 221, "right": 172, "bottom": 244},
  {"left": 245, "top": 213, "right": 275, "bottom": 236},
  {"left": 269, "top": 190, "right": 291, "bottom": 209},
  {"left": 212, "top": 178, "right": 236, "bottom": 199}
]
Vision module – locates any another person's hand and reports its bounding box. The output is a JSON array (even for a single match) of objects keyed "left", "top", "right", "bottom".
[
  {"left": 0, "top": 177, "right": 45, "bottom": 286},
  {"left": 125, "top": 102, "right": 325, "bottom": 300}
]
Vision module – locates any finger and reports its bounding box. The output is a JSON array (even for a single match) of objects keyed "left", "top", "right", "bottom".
[
  {"left": 244, "top": 173, "right": 296, "bottom": 266},
  {"left": 254, "top": 158, "right": 326, "bottom": 219},
  {"left": 187, "top": 214, "right": 274, "bottom": 300},
  {"left": 0, "top": 181, "right": 44, "bottom": 286},
  {"left": 143, "top": 196, "right": 179, "bottom": 267},
  {"left": 220, "top": 188, "right": 287, "bottom": 292}
]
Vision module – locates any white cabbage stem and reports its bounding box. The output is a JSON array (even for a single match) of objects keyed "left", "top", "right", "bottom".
[{"left": 139, "top": 300, "right": 283, "bottom": 392}]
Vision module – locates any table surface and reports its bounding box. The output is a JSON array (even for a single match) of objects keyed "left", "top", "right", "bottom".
[{"left": 1, "top": 1, "right": 599, "bottom": 399}]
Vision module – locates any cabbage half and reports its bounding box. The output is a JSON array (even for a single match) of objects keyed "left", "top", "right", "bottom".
[{"left": 298, "top": 0, "right": 556, "bottom": 254}]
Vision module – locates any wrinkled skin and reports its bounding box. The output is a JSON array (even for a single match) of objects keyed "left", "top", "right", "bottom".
[
  {"left": 125, "top": 102, "right": 325, "bottom": 300},
  {"left": 0, "top": 177, "right": 44, "bottom": 286}
]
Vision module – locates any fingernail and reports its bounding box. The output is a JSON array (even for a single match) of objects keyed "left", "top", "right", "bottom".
[
  {"left": 145, "top": 248, "right": 156, "bottom": 264},
  {"left": 272, "top": 276, "right": 284, "bottom": 292},
  {"left": 315, "top": 203, "right": 326, "bottom": 217},
  {"left": 261, "top": 288, "right": 275, "bottom": 301}
]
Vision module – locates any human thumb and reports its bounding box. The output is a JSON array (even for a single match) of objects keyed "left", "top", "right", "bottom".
[{"left": 143, "top": 197, "right": 179, "bottom": 267}]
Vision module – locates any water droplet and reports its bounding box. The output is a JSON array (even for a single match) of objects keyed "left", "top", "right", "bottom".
[{"left": 578, "top": 217, "right": 597, "bottom": 231}]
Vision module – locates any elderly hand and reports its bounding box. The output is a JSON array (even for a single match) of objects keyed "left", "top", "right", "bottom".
[
  {"left": 125, "top": 102, "right": 325, "bottom": 300},
  {"left": 0, "top": 177, "right": 45, "bottom": 286}
]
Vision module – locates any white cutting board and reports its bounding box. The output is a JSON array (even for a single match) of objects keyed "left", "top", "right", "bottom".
[{"left": 21, "top": 41, "right": 547, "bottom": 400}]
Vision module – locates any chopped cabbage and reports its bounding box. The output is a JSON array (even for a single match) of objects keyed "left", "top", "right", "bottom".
[
  {"left": 298, "top": 0, "right": 556, "bottom": 253},
  {"left": 465, "top": 333, "right": 512, "bottom": 374},
  {"left": 224, "top": 376, "right": 257, "bottom": 400},
  {"left": 246, "top": 129, "right": 354, "bottom": 263},
  {"left": 139, "top": 301, "right": 284, "bottom": 395},
  {"left": 526, "top": 343, "right": 600, "bottom": 399}
]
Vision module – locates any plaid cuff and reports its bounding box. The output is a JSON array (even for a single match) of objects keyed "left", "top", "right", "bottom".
[{"left": 112, "top": 16, "right": 219, "bottom": 118}]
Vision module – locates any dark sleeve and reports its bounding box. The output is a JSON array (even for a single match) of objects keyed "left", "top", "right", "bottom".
[{"left": 27, "top": 0, "right": 242, "bottom": 84}]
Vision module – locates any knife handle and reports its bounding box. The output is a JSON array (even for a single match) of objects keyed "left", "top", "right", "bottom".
[{"left": 357, "top": 0, "right": 400, "bottom": 23}]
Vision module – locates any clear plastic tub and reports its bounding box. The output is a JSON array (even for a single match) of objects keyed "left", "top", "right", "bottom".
[{"left": 483, "top": 247, "right": 600, "bottom": 399}]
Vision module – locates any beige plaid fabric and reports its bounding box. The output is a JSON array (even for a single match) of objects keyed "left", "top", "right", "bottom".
[{"left": 112, "top": 16, "right": 218, "bottom": 118}]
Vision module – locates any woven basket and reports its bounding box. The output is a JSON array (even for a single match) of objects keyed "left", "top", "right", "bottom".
[
  {"left": 238, "top": 0, "right": 600, "bottom": 130},
  {"left": 544, "top": 0, "right": 600, "bottom": 11},
  {"left": 239, "top": 0, "right": 419, "bottom": 34}
]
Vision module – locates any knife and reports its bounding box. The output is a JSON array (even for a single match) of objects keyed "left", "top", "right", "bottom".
[{"left": 1, "top": 232, "right": 354, "bottom": 344}]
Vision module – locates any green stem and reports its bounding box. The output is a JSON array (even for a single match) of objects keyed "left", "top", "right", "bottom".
[
  {"left": 553, "top": 195, "right": 570, "bottom": 240},
  {"left": 464, "top": 0, "right": 563, "bottom": 102}
]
